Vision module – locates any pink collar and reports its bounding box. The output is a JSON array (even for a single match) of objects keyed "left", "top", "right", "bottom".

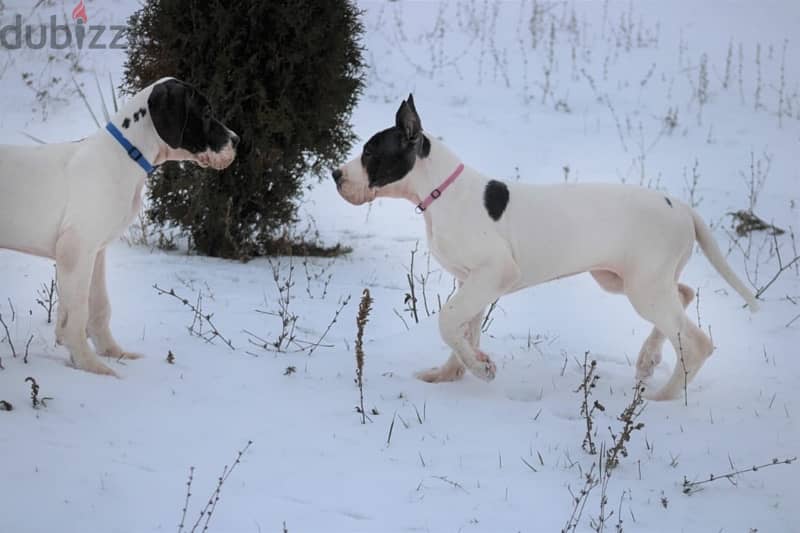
[{"left": 415, "top": 163, "right": 465, "bottom": 214}]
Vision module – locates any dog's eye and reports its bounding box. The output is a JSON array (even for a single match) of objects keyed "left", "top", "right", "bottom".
[{"left": 363, "top": 146, "right": 372, "bottom": 157}]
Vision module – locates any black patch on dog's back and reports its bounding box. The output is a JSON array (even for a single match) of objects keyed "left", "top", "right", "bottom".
[
  {"left": 484, "top": 180, "right": 509, "bottom": 221},
  {"left": 664, "top": 196, "right": 673, "bottom": 207}
]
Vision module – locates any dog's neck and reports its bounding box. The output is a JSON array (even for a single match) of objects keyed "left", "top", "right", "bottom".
[
  {"left": 407, "top": 136, "right": 467, "bottom": 206},
  {"left": 375, "top": 135, "right": 465, "bottom": 206},
  {"left": 105, "top": 90, "right": 162, "bottom": 169}
]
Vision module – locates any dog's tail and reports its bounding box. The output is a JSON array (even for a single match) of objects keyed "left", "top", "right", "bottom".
[{"left": 691, "top": 209, "right": 759, "bottom": 312}]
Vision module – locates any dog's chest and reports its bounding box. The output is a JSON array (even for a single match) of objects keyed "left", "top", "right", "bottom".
[
  {"left": 96, "top": 177, "right": 146, "bottom": 247},
  {"left": 426, "top": 217, "right": 469, "bottom": 281}
]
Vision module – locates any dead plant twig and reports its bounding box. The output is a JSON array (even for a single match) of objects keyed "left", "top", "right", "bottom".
[
  {"left": 575, "top": 352, "right": 604, "bottom": 455},
  {"left": 403, "top": 242, "right": 420, "bottom": 324},
  {"left": 25, "top": 376, "right": 52, "bottom": 409},
  {"left": 304, "top": 295, "right": 351, "bottom": 356},
  {"left": 682, "top": 456, "right": 796, "bottom": 495},
  {"left": 23, "top": 335, "right": 33, "bottom": 364},
  {"left": 481, "top": 300, "right": 499, "bottom": 333},
  {"left": 178, "top": 440, "right": 253, "bottom": 533},
  {"left": 562, "top": 461, "right": 599, "bottom": 533},
  {"left": 606, "top": 383, "right": 646, "bottom": 470},
  {"left": 36, "top": 275, "right": 58, "bottom": 324},
  {"left": 728, "top": 210, "right": 784, "bottom": 238},
  {"left": 0, "top": 313, "right": 17, "bottom": 358},
  {"left": 153, "top": 285, "right": 234, "bottom": 350},
  {"left": 754, "top": 232, "right": 800, "bottom": 300}
]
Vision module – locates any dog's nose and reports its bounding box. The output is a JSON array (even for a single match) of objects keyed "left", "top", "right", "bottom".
[
  {"left": 332, "top": 168, "right": 343, "bottom": 183},
  {"left": 230, "top": 133, "right": 240, "bottom": 149}
]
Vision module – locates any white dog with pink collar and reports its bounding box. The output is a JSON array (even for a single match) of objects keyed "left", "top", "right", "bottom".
[{"left": 333, "top": 94, "right": 758, "bottom": 401}]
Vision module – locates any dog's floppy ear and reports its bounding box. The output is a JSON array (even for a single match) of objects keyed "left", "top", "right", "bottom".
[
  {"left": 395, "top": 93, "right": 422, "bottom": 144},
  {"left": 148, "top": 79, "right": 188, "bottom": 149}
]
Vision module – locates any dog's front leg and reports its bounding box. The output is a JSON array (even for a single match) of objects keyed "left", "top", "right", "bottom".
[
  {"left": 88, "top": 248, "right": 142, "bottom": 360},
  {"left": 416, "top": 309, "right": 484, "bottom": 383},
  {"left": 439, "top": 257, "right": 519, "bottom": 381},
  {"left": 55, "top": 230, "right": 117, "bottom": 376}
]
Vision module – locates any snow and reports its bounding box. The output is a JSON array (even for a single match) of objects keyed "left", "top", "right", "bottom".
[{"left": 1, "top": 1, "right": 798, "bottom": 532}]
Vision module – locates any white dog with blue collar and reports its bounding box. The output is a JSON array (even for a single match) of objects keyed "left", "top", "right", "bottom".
[{"left": 0, "top": 77, "right": 238, "bottom": 376}]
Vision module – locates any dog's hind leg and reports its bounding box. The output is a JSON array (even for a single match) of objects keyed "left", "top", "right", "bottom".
[
  {"left": 56, "top": 230, "right": 117, "bottom": 376},
  {"left": 626, "top": 276, "right": 712, "bottom": 400},
  {"left": 416, "top": 310, "right": 483, "bottom": 383},
  {"left": 635, "top": 283, "right": 694, "bottom": 380},
  {"left": 88, "top": 248, "right": 142, "bottom": 360}
]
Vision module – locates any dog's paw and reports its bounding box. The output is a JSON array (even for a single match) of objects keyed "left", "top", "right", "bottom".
[
  {"left": 470, "top": 350, "right": 496, "bottom": 381},
  {"left": 635, "top": 350, "right": 660, "bottom": 381},
  {"left": 71, "top": 355, "right": 119, "bottom": 378},
  {"left": 635, "top": 363, "right": 655, "bottom": 381},
  {"left": 94, "top": 338, "right": 143, "bottom": 361},
  {"left": 415, "top": 365, "right": 465, "bottom": 383},
  {"left": 643, "top": 385, "right": 679, "bottom": 402},
  {"left": 107, "top": 350, "right": 143, "bottom": 360}
]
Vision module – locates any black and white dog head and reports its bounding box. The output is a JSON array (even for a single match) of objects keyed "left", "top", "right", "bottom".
[
  {"left": 333, "top": 94, "right": 430, "bottom": 205},
  {"left": 146, "top": 77, "right": 239, "bottom": 170}
]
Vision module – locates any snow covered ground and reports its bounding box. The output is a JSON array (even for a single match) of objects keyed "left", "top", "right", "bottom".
[{"left": 1, "top": 1, "right": 798, "bottom": 531}]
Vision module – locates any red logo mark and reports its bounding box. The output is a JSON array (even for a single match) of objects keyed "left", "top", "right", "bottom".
[{"left": 71, "top": 0, "right": 88, "bottom": 24}]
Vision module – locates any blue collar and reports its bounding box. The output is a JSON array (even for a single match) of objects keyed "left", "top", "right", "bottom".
[{"left": 105, "top": 122, "right": 156, "bottom": 174}]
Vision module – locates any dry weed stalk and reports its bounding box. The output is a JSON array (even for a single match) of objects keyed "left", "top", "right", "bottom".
[
  {"left": 605, "top": 383, "right": 646, "bottom": 470},
  {"left": 591, "top": 444, "right": 614, "bottom": 532},
  {"left": 246, "top": 292, "right": 350, "bottom": 357},
  {"left": 682, "top": 158, "right": 702, "bottom": 208},
  {"left": 481, "top": 300, "right": 499, "bottom": 333},
  {"left": 386, "top": 411, "right": 396, "bottom": 446},
  {"left": 35, "top": 273, "right": 58, "bottom": 324},
  {"left": 401, "top": 243, "right": 456, "bottom": 324},
  {"left": 178, "top": 440, "right": 253, "bottom": 533},
  {"left": 682, "top": 456, "right": 796, "bottom": 495},
  {"left": 677, "top": 332, "right": 689, "bottom": 406},
  {"left": 562, "top": 461, "right": 599, "bottom": 533},
  {"left": 245, "top": 258, "right": 299, "bottom": 353},
  {"left": 304, "top": 295, "right": 351, "bottom": 357},
  {"left": 575, "top": 352, "right": 605, "bottom": 455},
  {"left": 178, "top": 466, "right": 194, "bottom": 533},
  {"left": 354, "top": 289, "right": 373, "bottom": 424},
  {"left": 302, "top": 256, "right": 334, "bottom": 300},
  {"left": 754, "top": 232, "right": 800, "bottom": 300},
  {"left": 0, "top": 312, "right": 16, "bottom": 358},
  {"left": 153, "top": 285, "right": 235, "bottom": 350},
  {"left": 433, "top": 475, "right": 470, "bottom": 493},
  {"left": 403, "top": 242, "right": 421, "bottom": 324},
  {"left": 22, "top": 334, "right": 33, "bottom": 364},
  {"left": 728, "top": 210, "right": 785, "bottom": 238},
  {"left": 25, "top": 376, "right": 52, "bottom": 409}
]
